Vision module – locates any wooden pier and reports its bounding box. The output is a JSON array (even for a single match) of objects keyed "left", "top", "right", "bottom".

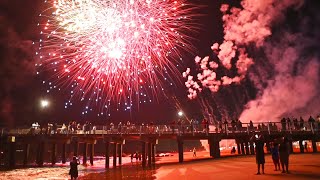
[{"left": 0, "top": 122, "right": 319, "bottom": 169}]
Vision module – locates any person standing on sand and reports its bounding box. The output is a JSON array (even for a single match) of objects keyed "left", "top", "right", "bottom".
[
  {"left": 193, "top": 147, "right": 196, "bottom": 157},
  {"left": 69, "top": 156, "right": 80, "bottom": 180},
  {"left": 251, "top": 134, "right": 265, "bottom": 175},
  {"left": 279, "top": 137, "right": 290, "bottom": 173},
  {"left": 304, "top": 141, "right": 308, "bottom": 152},
  {"left": 271, "top": 143, "right": 280, "bottom": 171},
  {"left": 135, "top": 152, "right": 139, "bottom": 161}
]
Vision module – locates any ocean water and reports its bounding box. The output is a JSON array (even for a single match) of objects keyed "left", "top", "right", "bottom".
[
  {"left": 0, "top": 151, "right": 213, "bottom": 180},
  {"left": 0, "top": 156, "right": 135, "bottom": 180}
]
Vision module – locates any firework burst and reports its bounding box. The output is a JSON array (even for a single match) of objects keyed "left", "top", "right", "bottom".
[{"left": 36, "top": 0, "right": 196, "bottom": 114}]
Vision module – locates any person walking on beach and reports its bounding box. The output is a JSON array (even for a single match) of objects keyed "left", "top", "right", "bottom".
[
  {"left": 69, "top": 156, "right": 80, "bottom": 180},
  {"left": 279, "top": 137, "right": 290, "bottom": 173},
  {"left": 193, "top": 147, "right": 196, "bottom": 157},
  {"left": 271, "top": 143, "right": 280, "bottom": 171}
]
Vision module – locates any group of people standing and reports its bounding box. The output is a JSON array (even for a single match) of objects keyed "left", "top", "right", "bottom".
[
  {"left": 281, "top": 116, "right": 320, "bottom": 131},
  {"left": 270, "top": 140, "right": 290, "bottom": 173},
  {"left": 130, "top": 152, "right": 142, "bottom": 162},
  {"left": 253, "top": 135, "right": 291, "bottom": 175}
]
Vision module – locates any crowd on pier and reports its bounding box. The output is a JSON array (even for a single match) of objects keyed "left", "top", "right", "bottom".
[
  {"left": 25, "top": 115, "right": 320, "bottom": 135},
  {"left": 29, "top": 121, "right": 97, "bottom": 135}
]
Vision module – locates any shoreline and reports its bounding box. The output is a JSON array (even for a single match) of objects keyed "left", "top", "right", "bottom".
[{"left": 1, "top": 151, "right": 320, "bottom": 179}]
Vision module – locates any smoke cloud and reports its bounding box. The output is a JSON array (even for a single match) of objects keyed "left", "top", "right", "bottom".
[
  {"left": 184, "top": 0, "right": 320, "bottom": 123},
  {"left": 183, "top": 0, "right": 302, "bottom": 100},
  {"left": 0, "top": 14, "right": 36, "bottom": 127},
  {"left": 240, "top": 32, "right": 320, "bottom": 122}
]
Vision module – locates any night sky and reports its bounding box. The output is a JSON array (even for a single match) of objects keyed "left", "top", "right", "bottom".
[{"left": 0, "top": 0, "right": 319, "bottom": 127}]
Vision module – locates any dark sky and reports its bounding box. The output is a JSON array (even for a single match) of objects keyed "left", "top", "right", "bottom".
[{"left": 1, "top": 0, "right": 318, "bottom": 127}]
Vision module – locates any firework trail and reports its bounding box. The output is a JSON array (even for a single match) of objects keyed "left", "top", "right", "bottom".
[{"left": 36, "top": 0, "right": 196, "bottom": 114}]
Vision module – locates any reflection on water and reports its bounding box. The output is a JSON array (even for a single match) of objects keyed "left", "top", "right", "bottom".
[
  {"left": 2, "top": 152, "right": 320, "bottom": 180},
  {"left": 0, "top": 165, "right": 69, "bottom": 180},
  {"left": 0, "top": 156, "right": 158, "bottom": 180},
  {"left": 0, "top": 152, "right": 211, "bottom": 180},
  {"left": 80, "top": 165, "right": 158, "bottom": 180}
]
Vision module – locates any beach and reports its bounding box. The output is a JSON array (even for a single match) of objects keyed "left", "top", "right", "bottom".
[
  {"left": 81, "top": 152, "right": 320, "bottom": 180},
  {"left": 1, "top": 152, "right": 320, "bottom": 180}
]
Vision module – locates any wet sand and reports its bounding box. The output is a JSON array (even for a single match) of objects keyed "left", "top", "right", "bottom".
[
  {"left": 80, "top": 152, "right": 320, "bottom": 180},
  {"left": 1, "top": 151, "right": 320, "bottom": 179}
]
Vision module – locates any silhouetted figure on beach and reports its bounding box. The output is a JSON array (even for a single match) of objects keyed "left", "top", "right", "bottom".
[
  {"left": 251, "top": 134, "right": 265, "bottom": 175},
  {"left": 279, "top": 137, "right": 290, "bottom": 173},
  {"left": 304, "top": 141, "right": 308, "bottom": 152},
  {"left": 193, "top": 147, "right": 196, "bottom": 157},
  {"left": 271, "top": 143, "right": 280, "bottom": 171},
  {"left": 231, "top": 147, "right": 236, "bottom": 154},
  {"left": 131, "top": 153, "right": 134, "bottom": 162},
  {"left": 69, "top": 156, "right": 80, "bottom": 180}
]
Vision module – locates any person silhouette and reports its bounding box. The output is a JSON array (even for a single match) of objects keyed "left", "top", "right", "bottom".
[
  {"left": 69, "top": 156, "right": 80, "bottom": 180},
  {"left": 231, "top": 147, "right": 236, "bottom": 154},
  {"left": 251, "top": 134, "right": 265, "bottom": 175},
  {"left": 304, "top": 141, "right": 308, "bottom": 152},
  {"left": 271, "top": 143, "right": 280, "bottom": 171},
  {"left": 279, "top": 137, "right": 290, "bottom": 173}
]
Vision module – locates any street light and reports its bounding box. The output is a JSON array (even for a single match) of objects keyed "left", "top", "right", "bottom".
[
  {"left": 40, "top": 99, "right": 49, "bottom": 108},
  {"left": 178, "top": 111, "right": 183, "bottom": 117}
]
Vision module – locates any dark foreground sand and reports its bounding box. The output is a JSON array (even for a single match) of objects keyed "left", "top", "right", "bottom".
[{"left": 80, "top": 153, "right": 320, "bottom": 180}]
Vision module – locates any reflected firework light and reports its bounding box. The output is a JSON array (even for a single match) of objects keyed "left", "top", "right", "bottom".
[{"left": 35, "top": 0, "right": 197, "bottom": 115}]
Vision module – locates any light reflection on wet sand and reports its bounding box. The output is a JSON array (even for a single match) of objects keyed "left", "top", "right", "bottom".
[{"left": 1, "top": 152, "right": 320, "bottom": 180}]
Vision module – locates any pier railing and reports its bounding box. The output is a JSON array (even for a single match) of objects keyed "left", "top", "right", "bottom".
[{"left": 1, "top": 121, "right": 319, "bottom": 137}]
